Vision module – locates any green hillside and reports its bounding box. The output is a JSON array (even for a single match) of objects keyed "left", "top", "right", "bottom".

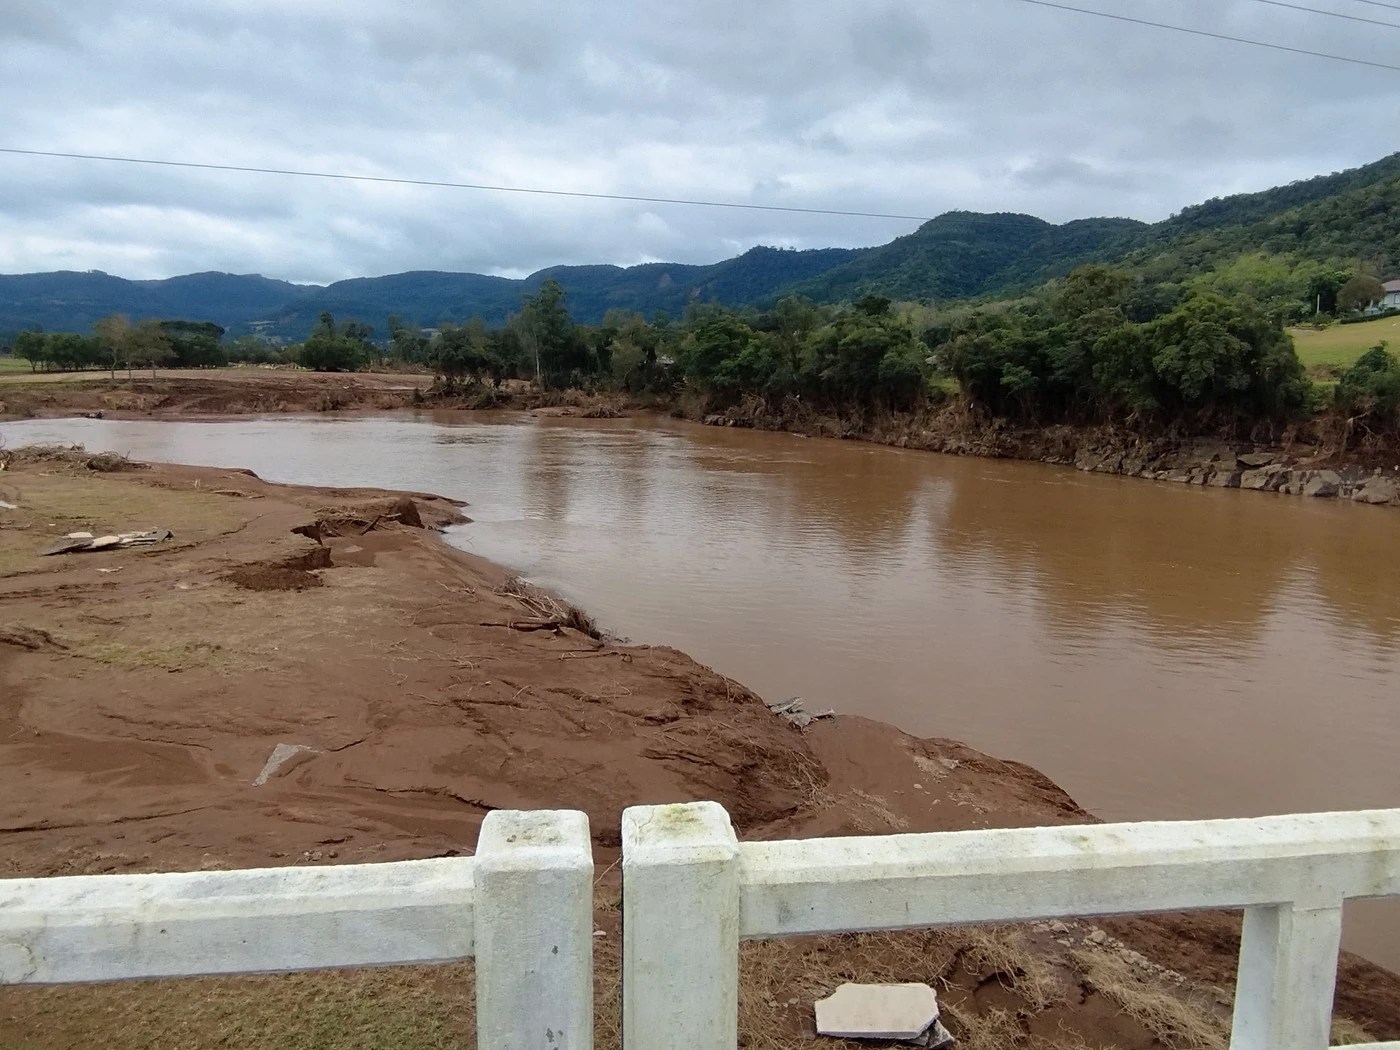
[
  {"left": 1146, "top": 152, "right": 1400, "bottom": 272},
  {"left": 3, "top": 150, "right": 1399, "bottom": 341},
  {"left": 781, "top": 213, "right": 1146, "bottom": 304},
  {"left": 778, "top": 153, "right": 1400, "bottom": 308},
  {"left": 0, "top": 271, "right": 310, "bottom": 336},
  {"left": 276, "top": 245, "right": 868, "bottom": 334}
]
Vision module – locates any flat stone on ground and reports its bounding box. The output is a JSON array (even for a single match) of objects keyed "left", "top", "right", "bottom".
[
  {"left": 252, "top": 743, "right": 319, "bottom": 786},
  {"left": 814, "top": 982, "right": 940, "bottom": 1040}
]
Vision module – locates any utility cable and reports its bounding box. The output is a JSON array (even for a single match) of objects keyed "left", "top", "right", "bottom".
[
  {"left": 0, "top": 147, "right": 935, "bottom": 222},
  {"left": 1010, "top": 0, "right": 1400, "bottom": 70},
  {"left": 1340, "top": 0, "right": 1400, "bottom": 13},
  {"left": 1244, "top": 0, "right": 1400, "bottom": 29},
  {"left": 0, "top": 147, "right": 1111, "bottom": 229}
]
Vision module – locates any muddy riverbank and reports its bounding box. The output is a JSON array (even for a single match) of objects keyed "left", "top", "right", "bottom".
[
  {"left": 4, "top": 369, "right": 1397, "bottom": 508},
  {"left": 701, "top": 399, "right": 1400, "bottom": 510},
  {"left": 1, "top": 449, "right": 1397, "bottom": 1047}
]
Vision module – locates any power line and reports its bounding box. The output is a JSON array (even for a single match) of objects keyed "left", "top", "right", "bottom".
[
  {"left": 1010, "top": 0, "right": 1400, "bottom": 70},
  {"left": 0, "top": 147, "right": 936, "bottom": 222},
  {"left": 0, "top": 147, "right": 1093, "bottom": 231},
  {"left": 1341, "top": 0, "right": 1400, "bottom": 13},
  {"left": 1245, "top": 0, "right": 1400, "bottom": 29}
]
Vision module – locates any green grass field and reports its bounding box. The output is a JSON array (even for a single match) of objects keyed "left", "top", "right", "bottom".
[
  {"left": 1289, "top": 315, "right": 1400, "bottom": 375},
  {"left": 0, "top": 356, "right": 32, "bottom": 373}
]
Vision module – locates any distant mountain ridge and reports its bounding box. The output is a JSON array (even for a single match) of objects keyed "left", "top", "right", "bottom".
[
  {"left": 252, "top": 245, "right": 868, "bottom": 338},
  {"left": 3, "top": 150, "right": 1398, "bottom": 341},
  {"left": 0, "top": 270, "right": 312, "bottom": 338},
  {"left": 0, "top": 246, "right": 872, "bottom": 339}
]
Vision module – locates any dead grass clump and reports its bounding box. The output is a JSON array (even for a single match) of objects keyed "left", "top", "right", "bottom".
[
  {"left": 962, "top": 926, "right": 1065, "bottom": 1011},
  {"left": 295, "top": 499, "right": 431, "bottom": 541},
  {"left": 0, "top": 963, "right": 476, "bottom": 1050},
  {"left": 1025, "top": 1021, "right": 1122, "bottom": 1050},
  {"left": 466, "top": 386, "right": 510, "bottom": 409},
  {"left": 0, "top": 444, "right": 141, "bottom": 473},
  {"left": 941, "top": 1003, "right": 1029, "bottom": 1050},
  {"left": 562, "top": 603, "right": 601, "bottom": 637},
  {"left": 1074, "top": 949, "right": 1227, "bottom": 1050},
  {"left": 1330, "top": 1015, "right": 1376, "bottom": 1045},
  {"left": 594, "top": 932, "right": 622, "bottom": 1048},
  {"left": 579, "top": 394, "right": 625, "bottom": 419},
  {"left": 496, "top": 574, "right": 603, "bottom": 639},
  {"left": 85, "top": 450, "right": 140, "bottom": 472},
  {"left": 841, "top": 788, "right": 911, "bottom": 831}
]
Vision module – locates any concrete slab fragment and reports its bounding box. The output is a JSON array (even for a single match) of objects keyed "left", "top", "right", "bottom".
[
  {"left": 814, "top": 982, "right": 940, "bottom": 1040},
  {"left": 253, "top": 743, "right": 319, "bottom": 786},
  {"left": 909, "top": 1020, "right": 956, "bottom": 1049}
]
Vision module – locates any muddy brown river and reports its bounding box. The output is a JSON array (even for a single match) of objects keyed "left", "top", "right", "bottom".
[{"left": 5, "top": 412, "right": 1399, "bottom": 966}]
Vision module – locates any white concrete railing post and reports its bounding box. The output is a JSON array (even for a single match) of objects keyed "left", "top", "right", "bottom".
[
  {"left": 622, "top": 802, "right": 741, "bottom": 1050},
  {"left": 1230, "top": 901, "right": 1345, "bottom": 1050},
  {"left": 475, "top": 809, "right": 594, "bottom": 1050}
]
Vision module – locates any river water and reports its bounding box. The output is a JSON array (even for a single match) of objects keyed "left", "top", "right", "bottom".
[{"left": 5, "top": 412, "right": 1399, "bottom": 965}]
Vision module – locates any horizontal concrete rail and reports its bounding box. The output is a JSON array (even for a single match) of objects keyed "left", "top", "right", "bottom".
[
  {"left": 623, "top": 803, "right": 1400, "bottom": 1050},
  {"left": 738, "top": 810, "right": 1400, "bottom": 937},
  {"left": 0, "top": 858, "right": 477, "bottom": 983},
  {"left": 0, "top": 809, "right": 593, "bottom": 1050}
]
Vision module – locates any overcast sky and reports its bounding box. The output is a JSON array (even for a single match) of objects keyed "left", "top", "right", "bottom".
[{"left": 1, "top": 0, "right": 1396, "bottom": 285}]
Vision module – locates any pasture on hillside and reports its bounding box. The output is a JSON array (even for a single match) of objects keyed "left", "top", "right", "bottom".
[{"left": 1290, "top": 316, "right": 1400, "bottom": 375}]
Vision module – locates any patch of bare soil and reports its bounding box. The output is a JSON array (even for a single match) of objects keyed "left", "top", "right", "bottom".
[
  {"left": 0, "top": 370, "right": 648, "bottom": 422},
  {"left": 0, "top": 369, "right": 430, "bottom": 420},
  {"left": 0, "top": 451, "right": 1394, "bottom": 1048}
]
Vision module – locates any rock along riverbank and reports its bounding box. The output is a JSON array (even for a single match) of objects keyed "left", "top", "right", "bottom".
[
  {"left": 701, "top": 404, "right": 1400, "bottom": 510},
  {"left": 4, "top": 369, "right": 1397, "bottom": 510}
]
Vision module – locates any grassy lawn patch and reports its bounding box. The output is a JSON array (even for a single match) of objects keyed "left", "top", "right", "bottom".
[{"left": 1290, "top": 316, "right": 1400, "bottom": 375}]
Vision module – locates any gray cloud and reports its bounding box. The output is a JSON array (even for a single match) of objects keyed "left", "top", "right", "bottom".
[{"left": 1, "top": 0, "right": 1397, "bottom": 284}]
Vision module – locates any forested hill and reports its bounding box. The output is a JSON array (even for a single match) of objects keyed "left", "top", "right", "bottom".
[
  {"left": 254, "top": 245, "right": 866, "bottom": 336},
  {"left": 0, "top": 271, "right": 307, "bottom": 336},
  {"left": 1116, "top": 152, "right": 1400, "bottom": 282},
  {"left": 0, "top": 246, "right": 868, "bottom": 339},
  {"left": 779, "top": 213, "right": 1147, "bottom": 304},
  {"left": 1149, "top": 152, "right": 1400, "bottom": 241},
  {"left": 783, "top": 152, "right": 1400, "bottom": 306},
  {"left": 3, "top": 150, "right": 1398, "bottom": 340}
]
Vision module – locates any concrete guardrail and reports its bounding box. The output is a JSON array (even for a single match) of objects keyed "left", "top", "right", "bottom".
[
  {"left": 3, "top": 802, "right": 1399, "bottom": 1049},
  {"left": 0, "top": 809, "right": 593, "bottom": 1048},
  {"left": 623, "top": 802, "right": 1400, "bottom": 1050}
]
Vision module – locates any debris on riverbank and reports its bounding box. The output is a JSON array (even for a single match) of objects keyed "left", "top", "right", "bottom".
[
  {"left": 768, "top": 696, "right": 836, "bottom": 728},
  {"left": 0, "top": 370, "right": 641, "bottom": 422},
  {"left": 0, "top": 448, "right": 1397, "bottom": 1048},
  {"left": 39, "top": 528, "right": 172, "bottom": 556},
  {"left": 698, "top": 400, "right": 1400, "bottom": 509},
  {"left": 4, "top": 369, "right": 1397, "bottom": 508}
]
